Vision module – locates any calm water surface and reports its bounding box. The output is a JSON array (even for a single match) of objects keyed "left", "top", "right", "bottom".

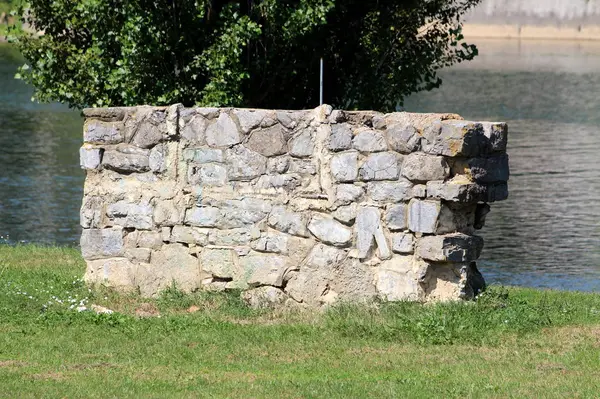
[{"left": 1, "top": 40, "right": 599, "bottom": 291}]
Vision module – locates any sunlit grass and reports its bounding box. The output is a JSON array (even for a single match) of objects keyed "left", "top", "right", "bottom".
[{"left": 2, "top": 244, "right": 600, "bottom": 398}]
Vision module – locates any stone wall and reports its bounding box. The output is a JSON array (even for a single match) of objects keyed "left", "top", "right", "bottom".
[{"left": 79, "top": 104, "right": 509, "bottom": 307}]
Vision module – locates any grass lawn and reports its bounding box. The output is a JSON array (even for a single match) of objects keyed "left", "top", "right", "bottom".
[{"left": 1, "top": 245, "right": 600, "bottom": 398}]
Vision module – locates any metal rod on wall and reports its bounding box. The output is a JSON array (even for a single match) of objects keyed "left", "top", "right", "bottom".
[{"left": 319, "top": 58, "right": 324, "bottom": 105}]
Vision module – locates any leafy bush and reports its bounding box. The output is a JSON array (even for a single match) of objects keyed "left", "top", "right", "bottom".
[{"left": 9, "top": 0, "right": 480, "bottom": 111}]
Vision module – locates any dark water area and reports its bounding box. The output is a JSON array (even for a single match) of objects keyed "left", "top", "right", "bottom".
[
  {"left": 1, "top": 40, "right": 599, "bottom": 291},
  {"left": 404, "top": 40, "right": 600, "bottom": 291}
]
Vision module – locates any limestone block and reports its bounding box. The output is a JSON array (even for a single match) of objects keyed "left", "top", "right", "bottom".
[
  {"left": 233, "top": 109, "right": 267, "bottom": 134},
  {"left": 85, "top": 258, "right": 136, "bottom": 290},
  {"left": 225, "top": 145, "right": 267, "bottom": 181},
  {"left": 308, "top": 215, "right": 353, "bottom": 247},
  {"left": 170, "top": 225, "right": 209, "bottom": 245},
  {"left": 217, "top": 198, "right": 272, "bottom": 229},
  {"left": 181, "top": 115, "right": 208, "bottom": 144},
  {"left": 106, "top": 201, "right": 153, "bottom": 229},
  {"left": 184, "top": 206, "right": 221, "bottom": 227},
  {"left": 209, "top": 228, "right": 252, "bottom": 246},
  {"left": 426, "top": 180, "right": 486, "bottom": 203},
  {"left": 417, "top": 233, "right": 484, "bottom": 262},
  {"left": 149, "top": 144, "right": 167, "bottom": 173},
  {"left": 330, "top": 152, "right": 359, "bottom": 182},
  {"left": 330, "top": 258, "right": 377, "bottom": 303},
  {"left": 81, "top": 228, "right": 124, "bottom": 259},
  {"left": 80, "top": 146, "right": 103, "bottom": 169},
  {"left": 125, "top": 230, "right": 163, "bottom": 249},
  {"left": 385, "top": 204, "right": 407, "bottom": 231},
  {"left": 251, "top": 232, "right": 289, "bottom": 254},
  {"left": 411, "top": 184, "right": 427, "bottom": 198},
  {"left": 187, "top": 163, "right": 228, "bottom": 186},
  {"left": 196, "top": 107, "right": 220, "bottom": 119},
  {"left": 267, "top": 156, "right": 290, "bottom": 174},
  {"left": 132, "top": 111, "right": 167, "bottom": 148},
  {"left": 359, "top": 152, "right": 400, "bottom": 181},
  {"left": 352, "top": 128, "right": 388, "bottom": 152},
  {"left": 153, "top": 200, "right": 181, "bottom": 226},
  {"left": 375, "top": 257, "right": 421, "bottom": 301},
  {"left": 422, "top": 121, "right": 485, "bottom": 157},
  {"left": 355, "top": 207, "right": 391, "bottom": 259},
  {"left": 482, "top": 122, "right": 508, "bottom": 153},
  {"left": 243, "top": 254, "right": 289, "bottom": 287},
  {"left": 391, "top": 233, "right": 415, "bottom": 254},
  {"left": 161, "top": 227, "right": 171, "bottom": 242},
  {"left": 401, "top": 153, "right": 450, "bottom": 182},
  {"left": 385, "top": 124, "right": 421, "bottom": 154},
  {"left": 125, "top": 247, "right": 152, "bottom": 263},
  {"left": 332, "top": 203, "right": 358, "bottom": 225},
  {"left": 328, "top": 123, "right": 353, "bottom": 151},
  {"left": 452, "top": 154, "right": 510, "bottom": 183},
  {"left": 335, "top": 184, "right": 365, "bottom": 206},
  {"left": 139, "top": 244, "right": 201, "bottom": 296},
  {"left": 205, "top": 113, "right": 242, "bottom": 147},
  {"left": 277, "top": 110, "right": 309, "bottom": 130},
  {"left": 407, "top": 199, "right": 441, "bottom": 234},
  {"left": 80, "top": 196, "right": 103, "bottom": 228},
  {"left": 245, "top": 125, "right": 288, "bottom": 156},
  {"left": 242, "top": 286, "right": 288, "bottom": 309},
  {"left": 268, "top": 206, "right": 310, "bottom": 237},
  {"left": 200, "top": 248, "right": 239, "bottom": 279},
  {"left": 102, "top": 146, "right": 150, "bottom": 173},
  {"left": 182, "top": 148, "right": 224, "bottom": 163},
  {"left": 84, "top": 120, "right": 123, "bottom": 144},
  {"left": 288, "top": 129, "right": 314, "bottom": 158},
  {"left": 367, "top": 180, "right": 413, "bottom": 202},
  {"left": 436, "top": 203, "right": 476, "bottom": 235},
  {"left": 255, "top": 174, "right": 302, "bottom": 191},
  {"left": 289, "top": 159, "right": 317, "bottom": 175}
]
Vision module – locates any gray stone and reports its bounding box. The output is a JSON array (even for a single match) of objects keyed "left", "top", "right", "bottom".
[
  {"left": 391, "top": 233, "right": 415, "bottom": 254},
  {"left": 226, "top": 145, "right": 267, "bottom": 181},
  {"left": 133, "top": 231, "right": 163, "bottom": 249},
  {"left": 474, "top": 203, "right": 491, "bottom": 230},
  {"left": 208, "top": 228, "right": 252, "bottom": 246},
  {"left": 268, "top": 206, "right": 310, "bottom": 237},
  {"left": 375, "top": 257, "right": 421, "bottom": 301},
  {"left": 218, "top": 198, "right": 272, "bottom": 229},
  {"left": 328, "top": 110, "right": 346, "bottom": 123},
  {"left": 386, "top": 124, "right": 421, "bottom": 154},
  {"left": 330, "top": 152, "right": 359, "bottom": 183},
  {"left": 200, "top": 248, "right": 238, "bottom": 279},
  {"left": 149, "top": 144, "right": 167, "bottom": 173},
  {"left": 102, "top": 147, "right": 150, "bottom": 173},
  {"left": 243, "top": 254, "right": 289, "bottom": 287},
  {"left": 233, "top": 109, "right": 265, "bottom": 133},
  {"left": 367, "top": 180, "right": 413, "bottom": 202},
  {"left": 482, "top": 122, "right": 508, "bottom": 153},
  {"left": 385, "top": 204, "right": 407, "bottom": 231},
  {"left": 407, "top": 199, "right": 441, "bottom": 234},
  {"left": 245, "top": 125, "right": 287, "bottom": 156},
  {"left": 170, "top": 225, "right": 209, "bottom": 245},
  {"left": 417, "top": 233, "right": 484, "bottom": 262},
  {"left": 485, "top": 182, "right": 509, "bottom": 203},
  {"left": 289, "top": 129, "right": 314, "bottom": 157},
  {"left": 181, "top": 115, "right": 208, "bottom": 144},
  {"left": 267, "top": 156, "right": 290, "bottom": 173},
  {"left": 288, "top": 159, "right": 316, "bottom": 175},
  {"left": 355, "top": 207, "right": 391, "bottom": 259},
  {"left": 352, "top": 128, "right": 387, "bottom": 152},
  {"left": 81, "top": 228, "right": 124, "bottom": 259},
  {"left": 328, "top": 124, "right": 353, "bottom": 151},
  {"left": 277, "top": 111, "right": 307, "bottom": 129},
  {"left": 133, "top": 113, "right": 165, "bottom": 148},
  {"left": 139, "top": 244, "right": 201, "bottom": 296},
  {"left": 106, "top": 201, "right": 153, "bottom": 229},
  {"left": 255, "top": 174, "right": 302, "bottom": 191},
  {"left": 251, "top": 232, "right": 289, "bottom": 254},
  {"left": 401, "top": 153, "right": 450, "bottom": 182},
  {"left": 80, "top": 147, "right": 103, "bottom": 169},
  {"left": 84, "top": 120, "right": 123, "bottom": 144},
  {"left": 411, "top": 184, "right": 427, "bottom": 198},
  {"left": 457, "top": 154, "right": 510, "bottom": 183},
  {"left": 187, "top": 163, "right": 227, "bottom": 186},
  {"left": 332, "top": 203, "right": 358, "bottom": 225},
  {"left": 85, "top": 258, "right": 136, "bottom": 290},
  {"left": 426, "top": 180, "right": 486, "bottom": 203},
  {"left": 184, "top": 206, "right": 221, "bottom": 227},
  {"left": 80, "top": 196, "right": 103, "bottom": 228},
  {"left": 196, "top": 107, "right": 220, "bottom": 119},
  {"left": 205, "top": 113, "right": 242, "bottom": 147},
  {"left": 125, "top": 247, "right": 152, "bottom": 263},
  {"left": 161, "top": 227, "right": 171, "bottom": 242},
  {"left": 422, "top": 121, "right": 485, "bottom": 157},
  {"left": 242, "top": 286, "right": 288, "bottom": 309},
  {"left": 182, "top": 148, "right": 224, "bottom": 163},
  {"left": 335, "top": 184, "right": 365, "bottom": 205},
  {"left": 436, "top": 203, "right": 476, "bottom": 235},
  {"left": 308, "top": 216, "right": 353, "bottom": 247},
  {"left": 359, "top": 152, "right": 400, "bottom": 181},
  {"left": 153, "top": 200, "right": 181, "bottom": 226}
]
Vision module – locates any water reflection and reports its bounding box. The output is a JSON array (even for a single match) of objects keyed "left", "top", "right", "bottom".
[{"left": 405, "top": 39, "right": 600, "bottom": 291}]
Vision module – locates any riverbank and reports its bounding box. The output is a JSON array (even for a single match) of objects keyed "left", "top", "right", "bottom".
[
  {"left": 2, "top": 244, "right": 600, "bottom": 397},
  {"left": 463, "top": 23, "right": 600, "bottom": 41}
]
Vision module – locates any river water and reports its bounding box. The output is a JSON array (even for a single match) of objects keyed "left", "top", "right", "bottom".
[{"left": 1, "top": 40, "right": 599, "bottom": 291}]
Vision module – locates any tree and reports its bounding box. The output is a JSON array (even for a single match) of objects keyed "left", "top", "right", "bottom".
[{"left": 10, "top": 0, "right": 481, "bottom": 111}]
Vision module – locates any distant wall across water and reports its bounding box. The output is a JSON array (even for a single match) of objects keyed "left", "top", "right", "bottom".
[{"left": 464, "top": 0, "right": 600, "bottom": 40}]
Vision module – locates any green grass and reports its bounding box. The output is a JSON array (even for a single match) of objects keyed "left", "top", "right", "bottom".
[{"left": 2, "top": 244, "right": 600, "bottom": 398}]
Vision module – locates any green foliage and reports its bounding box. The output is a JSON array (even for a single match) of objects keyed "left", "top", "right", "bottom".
[{"left": 9, "top": 0, "right": 480, "bottom": 111}]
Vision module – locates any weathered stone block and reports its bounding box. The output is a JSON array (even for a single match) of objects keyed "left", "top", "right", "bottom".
[
  {"left": 243, "top": 254, "right": 289, "bottom": 287},
  {"left": 153, "top": 200, "right": 181, "bottom": 226},
  {"left": 330, "top": 152, "right": 359, "bottom": 182},
  {"left": 367, "top": 180, "right": 412, "bottom": 202},
  {"left": 355, "top": 207, "right": 391, "bottom": 259},
  {"left": 245, "top": 125, "right": 288, "bottom": 157},
  {"left": 187, "top": 163, "right": 227, "bottom": 186},
  {"left": 332, "top": 203, "right": 358, "bottom": 225},
  {"left": 407, "top": 199, "right": 441, "bottom": 234},
  {"left": 85, "top": 258, "right": 136, "bottom": 289},
  {"left": 289, "top": 129, "right": 314, "bottom": 157},
  {"left": 200, "top": 248, "right": 238, "bottom": 279},
  {"left": 268, "top": 206, "right": 309, "bottom": 237},
  {"left": 242, "top": 286, "right": 288, "bottom": 309},
  {"left": 84, "top": 120, "right": 123, "bottom": 144},
  {"left": 328, "top": 123, "right": 352, "bottom": 151},
  {"left": 206, "top": 113, "right": 242, "bottom": 147},
  {"left": 422, "top": 121, "right": 485, "bottom": 157},
  {"left": 411, "top": 184, "right": 427, "bottom": 198},
  {"left": 359, "top": 152, "right": 400, "bottom": 181},
  {"left": 426, "top": 180, "right": 486, "bottom": 203},
  {"left": 289, "top": 159, "right": 317, "bottom": 175},
  {"left": 352, "top": 128, "right": 387, "bottom": 152},
  {"left": 308, "top": 216, "right": 353, "bottom": 247},
  {"left": 335, "top": 184, "right": 365, "bottom": 205},
  {"left": 208, "top": 228, "right": 252, "bottom": 246},
  {"left": 251, "top": 232, "right": 289, "bottom": 254},
  {"left": 106, "top": 201, "right": 153, "bottom": 229},
  {"left": 386, "top": 124, "right": 421, "bottom": 154},
  {"left": 385, "top": 204, "right": 407, "bottom": 231},
  {"left": 217, "top": 198, "right": 272, "bottom": 229},
  {"left": 102, "top": 146, "right": 150, "bottom": 173},
  {"left": 181, "top": 115, "right": 208, "bottom": 144},
  {"left": 482, "top": 122, "right": 508, "bottom": 153},
  {"left": 225, "top": 145, "right": 267, "bottom": 181},
  {"left": 171, "top": 225, "right": 209, "bottom": 245},
  {"left": 81, "top": 228, "right": 124, "bottom": 259},
  {"left": 182, "top": 148, "right": 224, "bottom": 163},
  {"left": 453, "top": 154, "right": 510, "bottom": 183},
  {"left": 80, "top": 146, "right": 103, "bottom": 170},
  {"left": 184, "top": 206, "right": 221, "bottom": 227},
  {"left": 267, "top": 156, "right": 290, "bottom": 174},
  {"left": 233, "top": 109, "right": 267, "bottom": 134},
  {"left": 149, "top": 144, "right": 168, "bottom": 173},
  {"left": 401, "top": 153, "right": 450, "bottom": 182},
  {"left": 417, "top": 233, "right": 484, "bottom": 262},
  {"left": 391, "top": 233, "right": 415, "bottom": 254}
]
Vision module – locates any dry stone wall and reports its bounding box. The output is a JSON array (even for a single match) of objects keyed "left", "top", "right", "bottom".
[{"left": 79, "top": 104, "right": 509, "bottom": 307}]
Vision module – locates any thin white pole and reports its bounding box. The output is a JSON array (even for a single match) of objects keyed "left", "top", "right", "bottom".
[{"left": 319, "top": 58, "right": 324, "bottom": 105}]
